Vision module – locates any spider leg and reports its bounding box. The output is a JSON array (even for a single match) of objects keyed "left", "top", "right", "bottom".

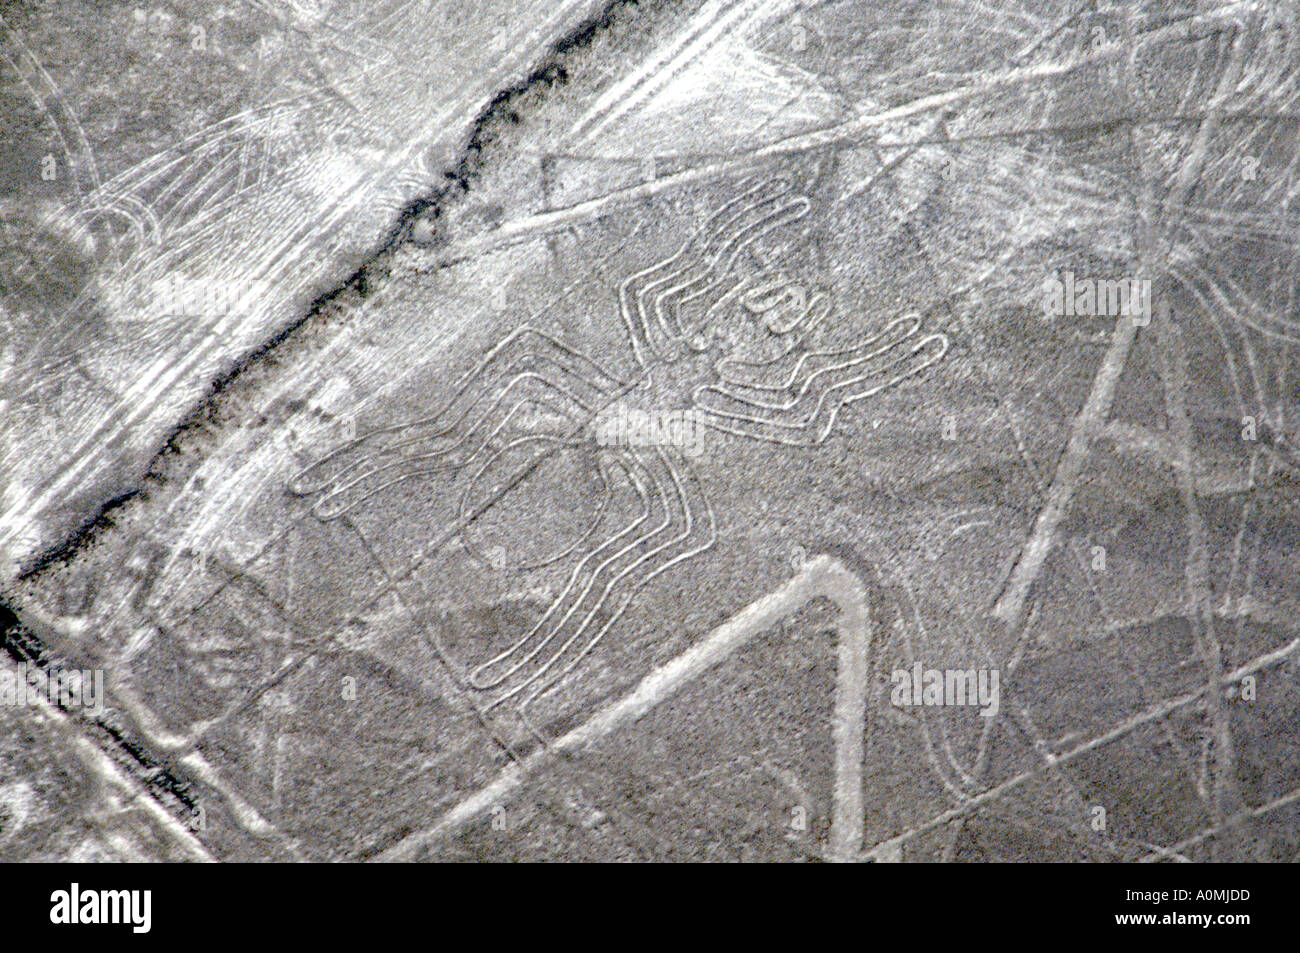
[
  {"left": 468, "top": 446, "right": 715, "bottom": 718},
  {"left": 618, "top": 177, "right": 809, "bottom": 363},
  {"left": 648, "top": 193, "right": 811, "bottom": 350},
  {"left": 694, "top": 313, "right": 950, "bottom": 446},
  {"left": 716, "top": 311, "right": 921, "bottom": 394},
  {"left": 516, "top": 447, "right": 715, "bottom": 718},
  {"left": 289, "top": 327, "right": 618, "bottom": 519},
  {"left": 465, "top": 452, "right": 656, "bottom": 694}
]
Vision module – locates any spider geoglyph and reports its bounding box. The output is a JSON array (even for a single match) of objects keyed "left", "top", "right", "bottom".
[{"left": 289, "top": 175, "right": 949, "bottom": 725}]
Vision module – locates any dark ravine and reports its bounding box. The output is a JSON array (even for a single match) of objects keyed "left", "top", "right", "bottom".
[{"left": 0, "top": 604, "right": 199, "bottom": 821}]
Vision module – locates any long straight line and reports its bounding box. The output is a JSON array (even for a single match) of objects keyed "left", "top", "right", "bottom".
[{"left": 374, "top": 554, "right": 873, "bottom": 862}]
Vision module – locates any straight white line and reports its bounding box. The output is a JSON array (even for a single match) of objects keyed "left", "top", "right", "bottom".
[{"left": 374, "top": 554, "right": 873, "bottom": 862}]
